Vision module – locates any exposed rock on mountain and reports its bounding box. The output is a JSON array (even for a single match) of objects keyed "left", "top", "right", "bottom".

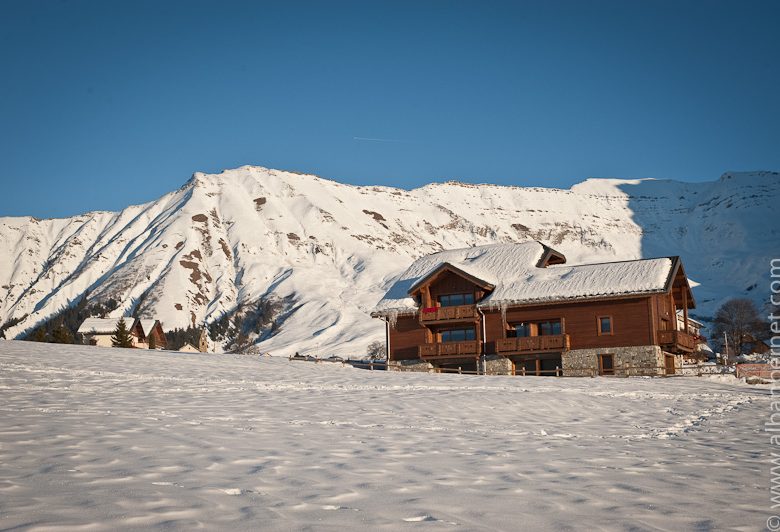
[{"left": 1, "top": 166, "right": 777, "bottom": 355}]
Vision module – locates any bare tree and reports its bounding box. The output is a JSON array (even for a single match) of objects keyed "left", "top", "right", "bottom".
[
  {"left": 366, "top": 340, "right": 386, "bottom": 360},
  {"left": 711, "top": 298, "right": 767, "bottom": 360}
]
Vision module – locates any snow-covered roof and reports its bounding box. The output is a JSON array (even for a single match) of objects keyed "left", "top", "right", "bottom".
[
  {"left": 178, "top": 343, "right": 200, "bottom": 352},
  {"left": 77, "top": 317, "right": 138, "bottom": 335},
  {"left": 138, "top": 319, "right": 160, "bottom": 336},
  {"left": 372, "top": 242, "right": 677, "bottom": 315}
]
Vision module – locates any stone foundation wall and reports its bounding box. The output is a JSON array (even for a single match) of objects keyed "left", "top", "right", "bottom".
[
  {"left": 389, "top": 347, "right": 682, "bottom": 377},
  {"left": 563, "top": 345, "right": 664, "bottom": 377},
  {"left": 387, "top": 360, "right": 434, "bottom": 373},
  {"left": 484, "top": 355, "right": 513, "bottom": 375}
]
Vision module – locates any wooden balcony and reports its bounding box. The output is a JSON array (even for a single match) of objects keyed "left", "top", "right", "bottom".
[
  {"left": 418, "top": 341, "right": 480, "bottom": 359},
  {"left": 657, "top": 330, "right": 696, "bottom": 352},
  {"left": 419, "top": 304, "right": 478, "bottom": 323},
  {"left": 495, "top": 334, "right": 570, "bottom": 354}
]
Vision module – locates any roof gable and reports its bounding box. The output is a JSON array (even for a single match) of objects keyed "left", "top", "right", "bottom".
[
  {"left": 667, "top": 258, "right": 696, "bottom": 309},
  {"left": 537, "top": 244, "right": 567, "bottom": 267},
  {"left": 138, "top": 319, "right": 161, "bottom": 336},
  {"left": 408, "top": 262, "right": 495, "bottom": 295}
]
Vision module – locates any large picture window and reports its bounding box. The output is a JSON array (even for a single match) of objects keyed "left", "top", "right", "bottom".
[
  {"left": 438, "top": 293, "right": 475, "bottom": 307},
  {"left": 538, "top": 320, "right": 562, "bottom": 336},
  {"left": 440, "top": 328, "right": 476, "bottom": 342},
  {"left": 514, "top": 322, "right": 532, "bottom": 337},
  {"left": 511, "top": 319, "right": 561, "bottom": 337}
]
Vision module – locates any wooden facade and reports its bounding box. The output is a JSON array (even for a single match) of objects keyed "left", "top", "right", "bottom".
[
  {"left": 138, "top": 320, "right": 168, "bottom": 350},
  {"left": 376, "top": 248, "right": 697, "bottom": 376}
]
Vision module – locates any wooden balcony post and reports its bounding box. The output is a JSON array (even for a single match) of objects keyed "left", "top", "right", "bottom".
[
  {"left": 421, "top": 286, "right": 432, "bottom": 308},
  {"left": 682, "top": 288, "right": 689, "bottom": 334}
]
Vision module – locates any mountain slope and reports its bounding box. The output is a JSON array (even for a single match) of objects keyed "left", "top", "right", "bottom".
[{"left": 1, "top": 166, "right": 777, "bottom": 355}]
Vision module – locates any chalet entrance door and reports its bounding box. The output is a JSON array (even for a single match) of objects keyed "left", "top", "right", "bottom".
[{"left": 665, "top": 355, "right": 676, "bottom": 375}]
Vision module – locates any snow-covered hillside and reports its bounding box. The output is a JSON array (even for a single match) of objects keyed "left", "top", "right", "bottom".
[{"left": 0, "top": 166, "right": 777, "bottom": 355}]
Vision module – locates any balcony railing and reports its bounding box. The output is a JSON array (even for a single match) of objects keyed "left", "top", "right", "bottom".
[
  {"left": 495, "top": 334, "right": 570, "bottom": 354},
  {"left": 418, "top": 341, "right": 480, "bottom": 358},
  {"left": 657, "top": 330, "right": 696, "bottom": 352},
  {"left": 419, "top": 304, "right": 478, "bottom": 322}
]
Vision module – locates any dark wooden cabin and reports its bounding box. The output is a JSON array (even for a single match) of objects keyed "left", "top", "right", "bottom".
[
  {"left": 138, "top": 319, "right": 168, "bottom": 349},
  {"left": 372, "top": 242, "right": 697, "bottom": 376}
]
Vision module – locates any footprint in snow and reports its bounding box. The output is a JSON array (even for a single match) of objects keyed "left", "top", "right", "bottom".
[
  {"left": 404, "top": 515, "right": 440, "bottom": 522},
  {"left": 220, "top": 488, "right": 249, "bottom": 495}
]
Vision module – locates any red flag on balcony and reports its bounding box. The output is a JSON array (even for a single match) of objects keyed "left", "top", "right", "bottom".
[{"left": 422, "top": 307, "right": 437, "bottom": 313}]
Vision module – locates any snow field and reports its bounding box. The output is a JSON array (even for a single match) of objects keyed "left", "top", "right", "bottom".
[{"left": 0, "top": 340, "right": 768, "bottom": 530}]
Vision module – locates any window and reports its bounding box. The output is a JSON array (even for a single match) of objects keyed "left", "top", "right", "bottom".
[
  {"left": 440, "top": 328, "right": 476, "bottom": 342},
  {"left": 438, "top": 293, "right": 475, "bottom": 307},
  {"left": 599, "top": 354, "right": 614, "bottom": 376},
  {"left": 512, "top": 320, "right": 561, "bottom": 337},
  {"left": 539, "top": 320, "right": 562, "bottom": 336},
  {"left": 514, "top": 322, "right": 532, "bottom": 337},
  {"left": 598, "top": 316, "right": 613, "bottom": 335}
]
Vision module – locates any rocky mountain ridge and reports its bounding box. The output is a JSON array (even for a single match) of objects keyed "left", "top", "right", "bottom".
[{"left": 1, "top": 166, "right": 777, "bottom": 355}]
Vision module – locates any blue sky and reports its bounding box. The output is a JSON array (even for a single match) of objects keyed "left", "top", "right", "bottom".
[{"left": 1, "top": 1, "right": 778, "bottom": 217}]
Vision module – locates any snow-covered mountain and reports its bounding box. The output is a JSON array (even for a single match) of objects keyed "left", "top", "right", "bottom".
[{"left": 1, "top": 166, "right": 777, "bottom": 355}]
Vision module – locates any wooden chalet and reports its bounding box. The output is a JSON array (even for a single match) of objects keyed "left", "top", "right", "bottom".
[
  {"left": 371, "top": 242, "right": 697, "bottom": 376},
  {"left": 77, "top": 317, "right": 167, "bottom": 349},
  {"left": 137, "top": 319, "right": 168, "bottom": 349}
]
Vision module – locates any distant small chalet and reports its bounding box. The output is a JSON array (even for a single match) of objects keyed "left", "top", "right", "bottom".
[
  {"left": 372, "top": 241, "right": 700, "bottom": 377},
  {"left": 77, "top": 317, "right": 167, "bottom": 349}
]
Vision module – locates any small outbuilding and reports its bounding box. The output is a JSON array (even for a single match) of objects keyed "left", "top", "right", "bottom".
[{"left": 178, "top": 343, "right": 200, "bottom": 353}]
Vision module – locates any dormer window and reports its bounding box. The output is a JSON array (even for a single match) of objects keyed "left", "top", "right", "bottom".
[{"left": 438, "top": 293, "right": 475, "bottom": 307}]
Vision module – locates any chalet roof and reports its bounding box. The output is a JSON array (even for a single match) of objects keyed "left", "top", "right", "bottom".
[
  {"left": 138, "top": 319, "right": 160, "bottom": 336},
  {"left": 178, "top": 343, "right": 200, "bottom": 352},
  {"left": 372, "top": 242, "right": 682, "bottom": 315},
  {"left": 77, "top": 317, "right": 138, "bottom": 335}
]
